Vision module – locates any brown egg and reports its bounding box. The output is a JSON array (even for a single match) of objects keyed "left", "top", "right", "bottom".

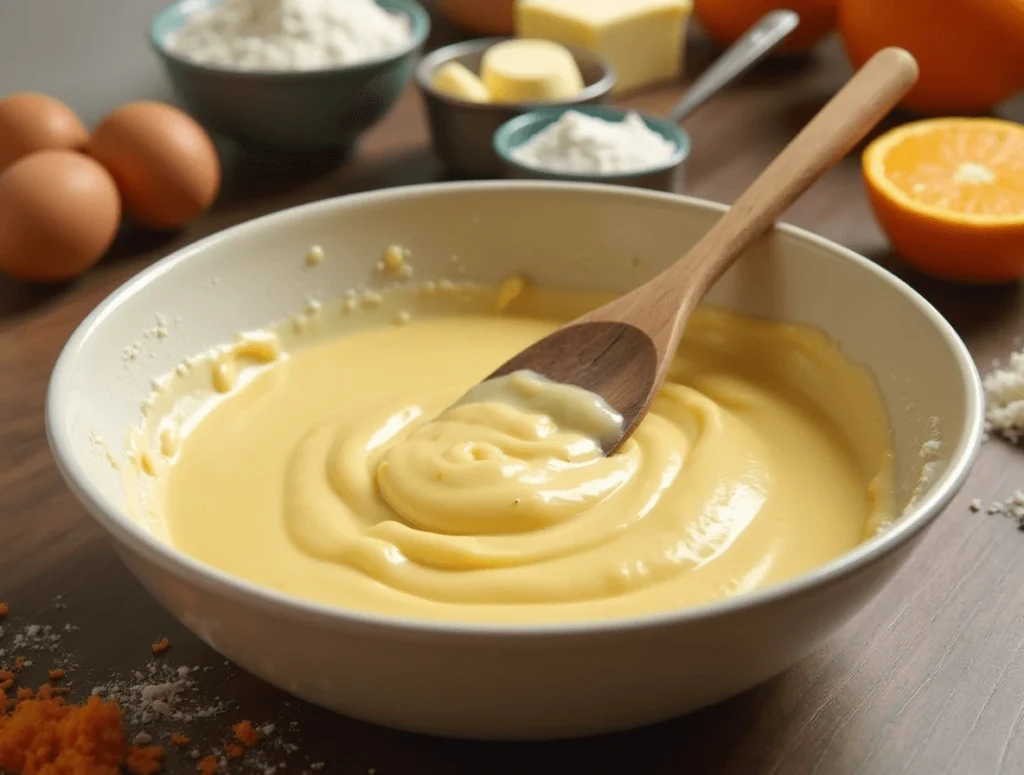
[
  {"left": 87, "top": 101, "right": 220, "bottom": 230},
  {"left": 0, "top": 92, "right": 89, "bottom": 173},
  {"left": 0, "top": 150, "right": 121, "bottom": 282}
]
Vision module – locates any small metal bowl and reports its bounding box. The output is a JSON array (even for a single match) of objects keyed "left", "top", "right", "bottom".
[
  {"left": 415, "top": 38, "right": 615, "bottom": 178},
  {"left": 493, "top": 105, "right": 691, "bottom": 193}
]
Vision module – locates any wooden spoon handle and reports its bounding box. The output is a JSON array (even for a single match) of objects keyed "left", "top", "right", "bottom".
[{"left": 670, "top": 46, "right": 919, "bottom": 306}]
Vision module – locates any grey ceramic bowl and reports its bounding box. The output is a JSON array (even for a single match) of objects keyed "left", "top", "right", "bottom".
[
  {"left": 150, "top": 0, "right": 430, "bottom": 155},
  {"left": 416, "top": 37, "right": 615, "bottom": 178},
  {"left": 494, "top": 105, "right": 691, "bottom": 193}
]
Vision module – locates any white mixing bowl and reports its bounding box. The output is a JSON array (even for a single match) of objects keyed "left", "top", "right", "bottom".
[{"left": 47, "top": 182, "right": 983, "bottom": 740}]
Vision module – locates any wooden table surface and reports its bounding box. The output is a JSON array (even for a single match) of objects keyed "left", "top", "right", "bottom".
[{"left": 3, "top": 3, "right": 1024, "bottom": 773}]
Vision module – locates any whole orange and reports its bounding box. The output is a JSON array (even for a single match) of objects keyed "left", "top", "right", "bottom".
[
  {"left": 439, "top": 0, "right": 515, "bottom": 36},
  {"left": 838, "top": 0, "right": 1024, "bottom": 113},
  {"left": 693, "top": 0, "right": 836, "bottom": 53}
]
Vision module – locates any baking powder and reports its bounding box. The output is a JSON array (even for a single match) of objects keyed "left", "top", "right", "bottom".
[
  {"left": 164, "top": 0, "right": 412, "bottom": 71},
  {"left": 510, "top": 110, "right": 678, "bottom": 175}
]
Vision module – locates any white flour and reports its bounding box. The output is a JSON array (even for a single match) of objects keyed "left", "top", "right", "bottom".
[
  {"left": 511, "top": 110, "right": 678, "bottom": 175},
  {"left": 984, "top": 347, "right": 1024, "bottom": 442},
  {"left": 164, "top": 0, "right": 412, "bottom": 71}
]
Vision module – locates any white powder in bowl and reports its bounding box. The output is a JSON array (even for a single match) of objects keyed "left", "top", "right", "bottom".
[
  {"left": 510, "top": 110, "right": 679, "bottom": 176},
  {"left": 164, "top": 0, "right": 412, "bottom": 71}
]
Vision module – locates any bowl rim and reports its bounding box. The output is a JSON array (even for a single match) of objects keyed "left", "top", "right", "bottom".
[
  {"left": 414, "top": 36, "right": 617, "bottom": 111},
  {"left": 494, "top": 105, "right": 691, "bottom": 182},
  {"left": 46, "top": 180, "right": 985, "bottom": 640},
  {"left": 149, "top": 0, "right": 431, "bottom": 78}
]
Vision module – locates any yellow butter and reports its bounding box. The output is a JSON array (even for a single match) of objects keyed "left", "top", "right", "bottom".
[
  {"left": 480, "top": 39, "right": 584, "bottom": 103},
  {"left": 515, "top": 0, "right": 692, "bottom": 95},
  {"left": 429, "top": 61, "right": 491, "bottom": 103}
]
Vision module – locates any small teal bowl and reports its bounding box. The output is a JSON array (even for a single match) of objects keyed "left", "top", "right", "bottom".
[
  {"left": 493, "top": 106, "right": 691, "bottom": 193},
  {"left": 150, "top": 0, "right": 430, "bottom": 155}
]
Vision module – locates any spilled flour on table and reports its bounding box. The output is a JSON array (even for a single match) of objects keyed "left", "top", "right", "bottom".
[
  {"left": 0, "top": 602, "right": 332, "bottom": 773},
  {"left": 984, "top": 345, "right": 1024, "bottom": 442}
]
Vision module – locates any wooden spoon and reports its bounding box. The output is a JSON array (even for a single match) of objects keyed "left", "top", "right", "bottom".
[{"left": 478, "top": 47, "right": 919, "bottom": 455}]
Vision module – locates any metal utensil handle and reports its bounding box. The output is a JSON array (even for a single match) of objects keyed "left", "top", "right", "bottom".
[{"left": 669, "top": 9, "right": 800, "bottom": 123}]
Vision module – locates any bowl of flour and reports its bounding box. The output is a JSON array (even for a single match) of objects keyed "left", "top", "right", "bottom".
[
  {"left": 150, "top": 0, "right": 430, "bottom": 154},
  {"left": 493, "top": 106, "right": 690, "bottom": 193}
]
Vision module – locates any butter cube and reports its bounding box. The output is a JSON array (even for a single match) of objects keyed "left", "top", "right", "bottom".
[
  {"left": 481, "top": 39, "right": 584, "bottom": 102},
  {"left": 515, "top": 0, "right": 692, "bottom": 95},
  {"left": 430, "top": 61, "right": 491, "bottom": 103}
]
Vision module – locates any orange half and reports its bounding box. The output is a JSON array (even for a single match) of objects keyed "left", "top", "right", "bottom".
[{"left": 863, "top": 118, "right": 1024, "bottom": 282}]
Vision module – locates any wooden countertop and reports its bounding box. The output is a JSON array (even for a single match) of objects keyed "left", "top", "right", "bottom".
[{"left": 3, "top": 3, "right": 1024, "bottom": 773}]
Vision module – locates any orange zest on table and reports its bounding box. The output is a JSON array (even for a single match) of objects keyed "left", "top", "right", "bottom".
[
  {"left": 0, "top": 602, "right": 8, "bottom": 619},
  {"left": 151, "top": 638, "right": 171, "bottom": 655},
  {"left": 232, "top": 719, "right": 260, "bottom": 747},
  {"left": 0, "top": 688, "right": 165, "bottom": 774},
  {"left": 126, "top": 745, "right": 165, "bottom": 775},
  {"left": 197, "top": 754, "right": 219, "bottom": 774},
  {"left": 863, "top": 118, "right": 1024, "bottom": 282}
]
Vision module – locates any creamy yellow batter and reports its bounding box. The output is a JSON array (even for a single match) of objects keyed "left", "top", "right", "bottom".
[{"left": 144, "top": 284, "right": 894, "bottom": 624}]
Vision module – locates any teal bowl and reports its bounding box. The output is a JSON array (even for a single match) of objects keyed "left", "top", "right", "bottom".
[
  {"left": 150, "top": 0, "right": 430, "bottom": 155},
  {"left": 493, "top": 106, "right": 691, "bottom": 193}
]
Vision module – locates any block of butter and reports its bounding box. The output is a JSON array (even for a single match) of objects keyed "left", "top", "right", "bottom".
[
  {"left": 430, "top": 61, "right": 491, "bottom": 103},
  {"left": 515, "top": 0, "right": 692, "bottom": 95},
  {"left": 481, "top": 39, "right": 585, "bottom": 102}
]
